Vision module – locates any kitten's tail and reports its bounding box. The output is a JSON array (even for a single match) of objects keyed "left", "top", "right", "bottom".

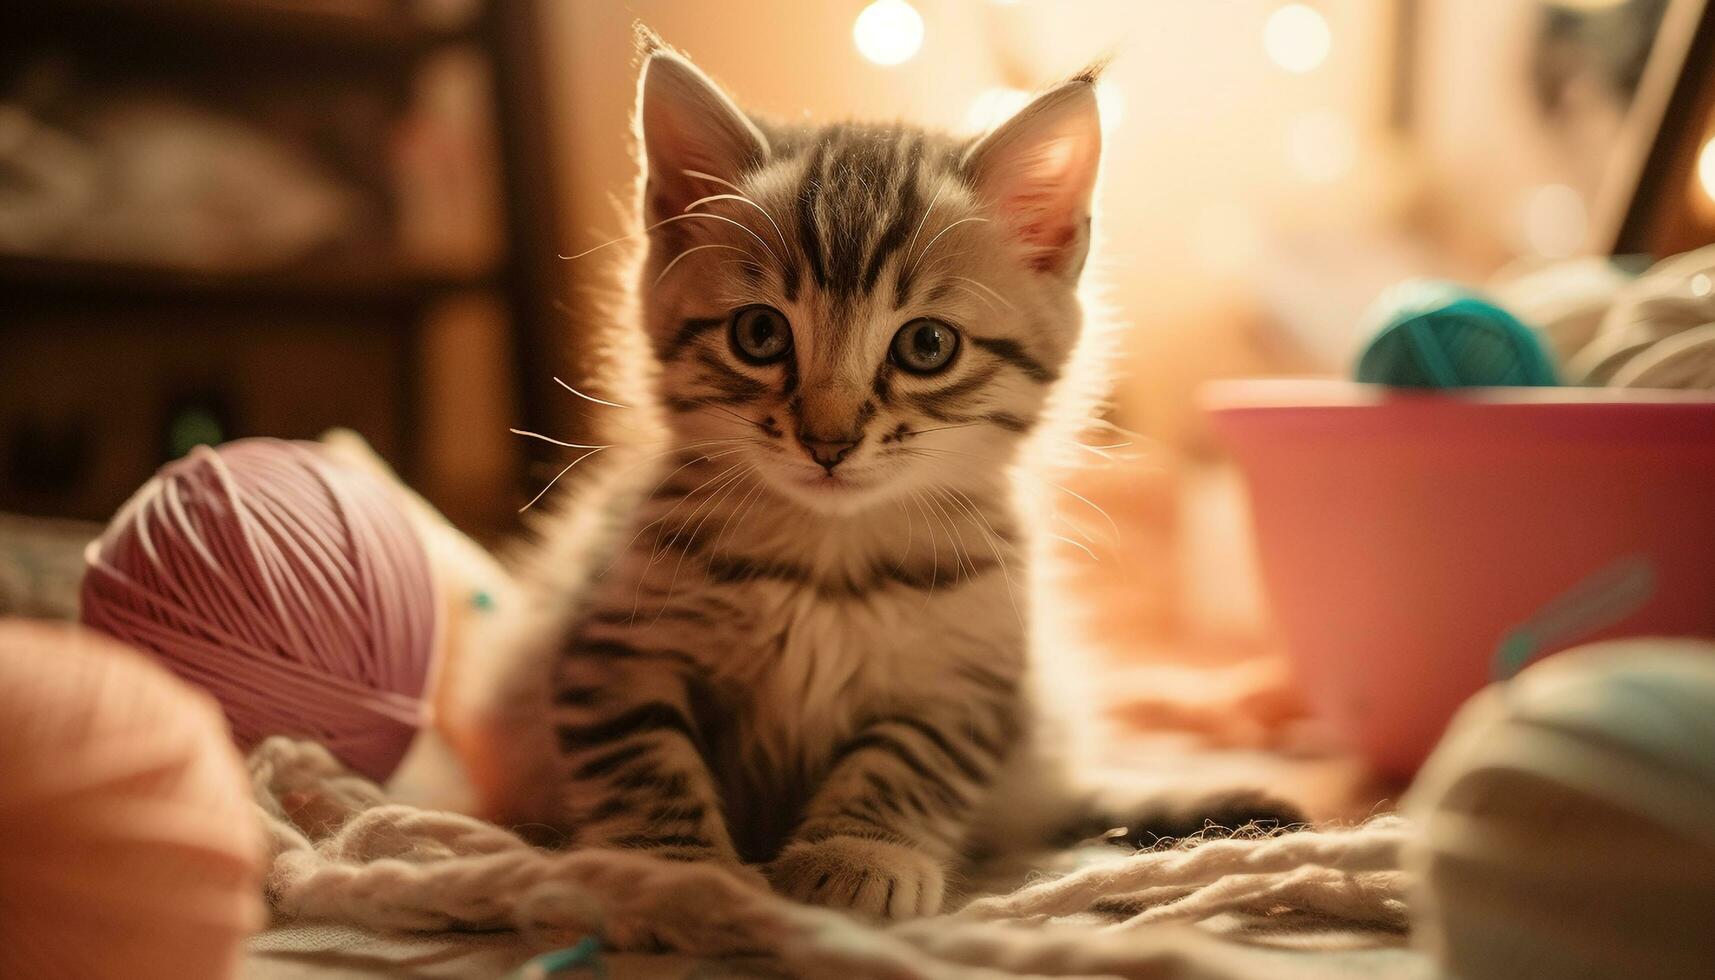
[
  {"left": 1048, "top": 788, "right": 1308, "bottom": 851},
  {"left": 971, "top": 746, "right": 1307, "bottom": 857}
]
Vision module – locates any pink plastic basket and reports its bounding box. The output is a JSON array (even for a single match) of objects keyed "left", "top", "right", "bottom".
[{"left": 1204, "top": 380, "right": 1715, "bottom": 776}]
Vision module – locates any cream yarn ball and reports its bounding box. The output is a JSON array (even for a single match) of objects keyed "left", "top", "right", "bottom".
[
  {"left": 1404, "top": 639, "right": 1715, "bottom": 980},
  {"left": 0, "top": 621, "right": 265, "bottom": 980}
]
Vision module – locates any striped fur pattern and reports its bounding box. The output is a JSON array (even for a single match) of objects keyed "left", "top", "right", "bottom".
[{"left": 485, "top": 38, "right": 1291, "bottom": 923}]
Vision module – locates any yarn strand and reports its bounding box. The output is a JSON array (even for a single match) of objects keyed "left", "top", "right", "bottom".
[{"left": 251, "top": 739, "right": 1411, "bottom": 979}]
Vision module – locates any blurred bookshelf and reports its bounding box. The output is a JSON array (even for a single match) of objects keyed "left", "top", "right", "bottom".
[
  {"left": 0, "top": 0, "right": 566, "bottom": 540},
  {"left": 18, "top": 0, "right": 469, "bottom": 61},
  {"left": 0, "top": 252, "right": 488, "bottom": 305}
]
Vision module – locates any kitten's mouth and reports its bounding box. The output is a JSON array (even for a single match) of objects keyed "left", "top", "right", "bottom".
[
  {"left": 763, "top": 458, "right": 898, "bottom": 510},
  {"left": 792, "top": 468, "right": 872, "bottom": 492}
]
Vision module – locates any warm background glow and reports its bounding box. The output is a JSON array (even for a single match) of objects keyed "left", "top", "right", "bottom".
[
  {"left": 0, "top": 0, "right": 1684, "bottom": 820},
  {"left": 533, "top": 0, "right": 1660, "bottom": 448}
]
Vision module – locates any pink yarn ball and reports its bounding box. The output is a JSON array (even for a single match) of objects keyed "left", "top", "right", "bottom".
[
  {"left": 0, "top": 621, "right": 265, "bottom": 980},
  {"left": 81, "top": 438, "right": 438, "bottom": 782}
]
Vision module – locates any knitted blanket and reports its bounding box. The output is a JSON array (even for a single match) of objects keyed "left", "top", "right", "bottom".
[{"left": 249, "top": 738, "right": 1421, "bottom": 980}]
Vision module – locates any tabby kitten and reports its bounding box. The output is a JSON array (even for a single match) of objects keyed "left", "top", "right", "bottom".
[{"left": 487, "top": 35, "right": 1292, "bottom": 921}]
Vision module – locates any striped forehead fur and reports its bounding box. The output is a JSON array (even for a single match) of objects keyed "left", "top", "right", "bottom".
[{"left": 758, "top": 122, "right": 967, "bottom": 306}]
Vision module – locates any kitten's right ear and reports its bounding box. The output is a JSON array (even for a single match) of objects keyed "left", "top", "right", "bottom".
[{"left": 636, "top": 43, "right": 768, "bottom": 224}]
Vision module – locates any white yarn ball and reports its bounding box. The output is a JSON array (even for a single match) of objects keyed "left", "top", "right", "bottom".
[{"left": 1404, "top": 639, "right": 1715, "bottom": 980}]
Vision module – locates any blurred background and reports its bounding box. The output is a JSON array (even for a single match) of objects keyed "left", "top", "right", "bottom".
[{"left": 4, "top": 0, "right": 1712, "bottom": 768}]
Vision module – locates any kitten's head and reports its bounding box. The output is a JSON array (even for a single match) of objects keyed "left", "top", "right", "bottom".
[{"left": 633, "top": 37, "right": 1102, "bottom": 515}]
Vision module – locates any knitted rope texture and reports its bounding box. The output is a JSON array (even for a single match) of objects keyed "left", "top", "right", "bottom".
[{"left": 252, "top": 738, "right": 1409, "bottom": 979}]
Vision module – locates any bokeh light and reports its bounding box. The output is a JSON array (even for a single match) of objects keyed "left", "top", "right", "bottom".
[
  {"left": 1263, "top": 3, "right": 1332, "bottom": 74},
  {"left": 853, "top": 0, "right": 925, "bottom": 67},
  {"left": 1698, "top": 135, "right": 1715, "bottom": 203}
]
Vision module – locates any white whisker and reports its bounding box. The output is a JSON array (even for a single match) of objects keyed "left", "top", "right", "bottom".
[
  {"left": 653, "top": 464, "right": 756, "bottom": 624},
  {"left": 518, "top": 447, "right": 604, "bottom": 513},
  {"left": 656, "top": 212, "right": 782, "bottom": 268},
  {"left": 941, "top": 486, "right": 1025, "bottom": 630},
  {"left": 597, "top": 444, "right": 756, "bottom": 579},
  {"left": 1054, "top": 481, "right": 1120, "bottom": 544},
  {"left": 693, "top": 403, "right": 768, "bottom": 430},
  {"left": 1053, "top": 510, "right": 1101, "bottom": 545},
  {"left": 948, "top": 275, "right": 1017, "bottom": 311},
  {"left": 902, "top": 179, "right": 949, "bottom": 274},
  {"left": 550, "top": 377, "right": 630, "bottom": 410},
  {"left": 893, "top": 496, "right": 916, "bottom": 573},
  {"left": 947, "top": 281, "right": 1001, "bottom": 311},
  {"left": 914, "top": 216, "right": 991, "bottom": 273},
  {"left": 647, "top": 459, "right": 749, "bottom": 561},
  {"left": 1075, "top": 443, "right": 1118, "bottom": 461},
  {"left": 923, "top": 490, "right": 977, "bottom": 583},
  {"left": 629, "top": 456, "right": 751, "bottom": 618},
  {"left": 708, "top": 471, "right": 769, "bottom": 568},
  {"left": 558, "top": 233, "right": 636, "bottom": 261},
  {"left": 899, "top": 443, "right": 1122, "bottom": 546},
  {"left": 1049, "top": 532, "right": 1099, "bottom": 561},
  {"left": 909, "top": 490, "right": 941, "bottom": 604},
  {"left": 681, "top": 168, "right": 746, "bottom": 195},
  {"left": 899, "top": 421, "right": 981, "bottom": 437},
  {"left": 654, "top": 243, "right": 749, "bottom": 286},
  {"left": 509, "top": 427, "right": 606, "bottom": 450},
  {"left": 566, "top": 210, "right": 780, "bottom": 268},
  {"left": 685, "top": 193, "right": 790, "bottom": 255}
]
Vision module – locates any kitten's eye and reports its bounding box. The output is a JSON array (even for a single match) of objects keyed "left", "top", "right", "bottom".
[
  {"left": 730, "top": 305, "right": 793, "bottom": 364},
  {"left": 890, "top": 318, "right": 960, "bottom": 374}
]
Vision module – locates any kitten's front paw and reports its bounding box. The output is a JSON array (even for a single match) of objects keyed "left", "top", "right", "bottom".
[{"left": 767, "top": 836, "right": 944, "bottom": 919}]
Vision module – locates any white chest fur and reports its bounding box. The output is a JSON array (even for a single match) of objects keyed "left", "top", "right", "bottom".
[{"left": 726, "top": 572, "right": 1023, "bottom": 759}]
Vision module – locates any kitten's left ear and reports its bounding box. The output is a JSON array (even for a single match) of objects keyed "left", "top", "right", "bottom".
[
  {"left": 963, "top": 73, "right": 1103, "bottom": 277},
  {"left": 636, "top": 43, "right": 769, "bottom": 224}
]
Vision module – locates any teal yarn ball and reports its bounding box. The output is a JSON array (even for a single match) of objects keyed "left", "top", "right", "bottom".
[{"left": 1355, "top": 281, "right": 1559, "bottom": 388}]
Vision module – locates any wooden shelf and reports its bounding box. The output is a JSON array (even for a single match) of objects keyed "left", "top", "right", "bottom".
[
  {"left": 5, "top": 1, "right": 474, "bottom": 66},
  {"left": 0, "top": 253, "right": 489, "bottom": 310},
  {"left": 1, "top": 0, "right": 558, "bottom": 531}
]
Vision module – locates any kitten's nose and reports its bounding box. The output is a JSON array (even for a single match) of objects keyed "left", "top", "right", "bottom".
[{"left": 798, "top": 432, "right": 861, "bottom": 472}]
